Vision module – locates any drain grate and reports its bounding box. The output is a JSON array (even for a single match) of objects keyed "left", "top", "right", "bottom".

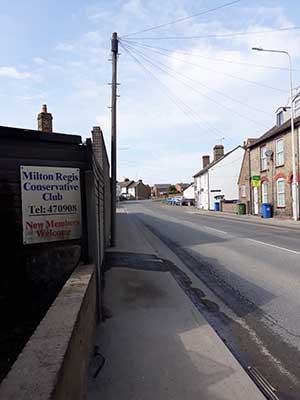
[{"left": 248, "top": 366, "right": 280, "bottom": 400}]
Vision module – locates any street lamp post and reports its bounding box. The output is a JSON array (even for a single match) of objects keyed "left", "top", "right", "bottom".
[{"left": 252, "top": 47, "right": 299, "bottom": 221}]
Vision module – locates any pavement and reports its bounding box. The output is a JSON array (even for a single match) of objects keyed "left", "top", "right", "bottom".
[
  {"left": 118, "top": 200, "right": 300, "bottom": 399},
  {"left": 87, "top": 207, "right": 265, "bottom": 400},
  {"left": 169, "top": 202, "right": 300, "bottom": 230}
]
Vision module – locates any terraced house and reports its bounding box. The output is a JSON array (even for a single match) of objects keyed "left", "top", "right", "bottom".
[{"left": 240, "top": 103, "right": 300, "bottom": 218}]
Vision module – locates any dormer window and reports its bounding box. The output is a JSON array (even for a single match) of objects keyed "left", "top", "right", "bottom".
[{"left": 276, "top": 110, "right": 284, "bottom": 126}]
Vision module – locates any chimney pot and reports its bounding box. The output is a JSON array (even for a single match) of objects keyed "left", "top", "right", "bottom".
[{"left": 42, "top": 104, "right": 47, "bottom": 113}]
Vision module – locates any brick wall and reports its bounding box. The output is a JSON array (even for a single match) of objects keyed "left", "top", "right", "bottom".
[
  {"left": 238, "top": 149, "right": 251, "bottom": 214},
  {"left": 136, "top": 182, "right": 150, "bottom": 200},
  {"left": 92, "top": 127, "right": 111, "bottom": 247},
  {"left": 250, "top": 129, "right": 298, "bottom": 217},
  {"left": 221, "top": 201, "right": 237, "bottom": 213},
  {"left": 0, "top": 264, "right": 96, "bottom": 400}
]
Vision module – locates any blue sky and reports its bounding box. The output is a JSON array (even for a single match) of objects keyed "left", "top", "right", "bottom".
[{"left": 1, "top": 0, "right": 300, "bottom": 184}]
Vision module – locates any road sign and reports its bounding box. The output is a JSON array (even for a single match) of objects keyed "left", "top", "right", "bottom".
[{"left": 252, "top": 175, "right": 261, "bottom": 187}]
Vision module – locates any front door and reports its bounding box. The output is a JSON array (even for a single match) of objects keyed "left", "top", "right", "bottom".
[{"left": 253, "top": 187, "right": 259, "bottom": 215}]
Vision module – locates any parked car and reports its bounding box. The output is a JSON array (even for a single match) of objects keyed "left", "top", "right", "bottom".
[
  {"left": 181, "top": 198, "right": 195, "bottom": 206},
  {"left": 165, "top": 197, "right": 173, "bottom": 205},
  {"left": 173, "top": 196, "right": 183, "bottom": 206}
]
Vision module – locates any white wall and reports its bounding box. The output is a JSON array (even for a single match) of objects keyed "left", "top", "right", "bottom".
[
  {"left": 128, "top": 187, "right": 135, "bottom": 197},
  {"left": 183, "top": 184, "right": 195, "bottom": 199},
  {"left": 117, "top": 184, "right": 122, "bottom": 197},
  {"left": 195, "top": 173, "right": 209, "bottom": 209},
  {"left": 121, "top": 187, "right": 127, "bottom": 194},
  {"left": 208, "top": 146, "right": 244, "bottom": 210}
]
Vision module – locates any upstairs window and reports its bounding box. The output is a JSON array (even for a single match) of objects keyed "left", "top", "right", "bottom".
[
  {"left": 276, "top": 111, "right": 284, "bottom": 126},
  {"left": 276, "top": 138, "right": 284, "bottom": 166},
  {"left": 261, "top": 145, "right": 267, "bottom": 171},
  {"left": 241, "top": 185, "right": 246, "bottom": 198}
]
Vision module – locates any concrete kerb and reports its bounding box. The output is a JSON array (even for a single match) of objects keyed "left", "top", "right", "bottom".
[
  {"left": 162, "top": 203, "right": 300, "bottom": 231},
  {"left": 0, "top": 263, "right": 97, "bottom": 400}
]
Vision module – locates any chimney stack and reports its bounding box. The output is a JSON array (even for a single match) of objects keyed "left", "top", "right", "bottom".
[
  {"left": 202, "top": 155, "right": 210, "bottom": 168},
  {"left": 213, "top": 145, "right": 224, "bottom": 161},
  {"left": 37, "top": 104, "right": 53, "bottom": 133}
]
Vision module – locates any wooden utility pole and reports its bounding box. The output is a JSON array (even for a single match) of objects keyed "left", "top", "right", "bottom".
[{"left": 110, "top": 32, "right": 118, "bottom": 246}]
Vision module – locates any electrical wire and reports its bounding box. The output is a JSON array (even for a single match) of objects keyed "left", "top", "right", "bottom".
[
  {"left": 122, "top": 0, "right": 243, "bottom": 38},
  {"left": 120, "top": 39, "right": 288, "bottom": 93},
  {"left": 123, "top": 25, "right": 300, "bottom": 40},
  {"left": 124, "top": 42, "right": 270, "bottom": 128},
  {"left": 122, "top": 41, "right": 274, "bottom": 116},
  {"left": 121, "top": 39, "right": 300, "bottom": 72},
  {"left": 120, "top": 41, "right": 235, "bottom": 142}
]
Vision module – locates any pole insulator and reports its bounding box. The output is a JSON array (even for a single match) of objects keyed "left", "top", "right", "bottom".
[{"left": 111, "top": 32, "right": 118, "bottom": 54}]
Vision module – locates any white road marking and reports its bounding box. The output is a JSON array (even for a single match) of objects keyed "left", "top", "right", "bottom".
[
  {"left": 248, "top": 238, "right": 300, "bottom": 256},
  {"left": 204, "top": 226, "right": 228, "bottom": 235}
]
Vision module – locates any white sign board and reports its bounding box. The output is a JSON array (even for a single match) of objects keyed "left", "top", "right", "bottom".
[{"left": 21, "top": 166, "right": 82, "bottom": 244}]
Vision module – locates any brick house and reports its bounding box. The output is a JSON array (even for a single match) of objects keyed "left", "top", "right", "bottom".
[
  {"left": 244, "top": 108, "right": 300, "bottom": 217},
  {"left": 237, "top": 139, "right": 257, "bottom": 214},
  {"left": 152, "top": 184, "right": 171, "bottom": 198},
  {"left": 128, "top": 180, "right": 151, "bottom": 200}
]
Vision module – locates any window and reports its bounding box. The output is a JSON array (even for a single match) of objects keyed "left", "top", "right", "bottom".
[
  {"left": 262, "top": 182, "right": 268, "bottom": 203},
  {"left": 261, "top": 145, "right": 267, "bottom": 171},
  {"left": 276, "top": 138, "right": 284, "bottom": 166},
  {"left": 295, "top": 99, "right": 300, "bottom": 111},
  {"left": 241, "top": 185, "right": 246, "bottom": 198},
  {"left": 277, "top": 179, "right": 285, "bottom": 207},
  {"left": 276, "top": 111, "right": 284, "bottom": 126}
]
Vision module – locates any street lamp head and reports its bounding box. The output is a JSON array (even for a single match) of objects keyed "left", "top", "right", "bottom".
[{"left": 252, "top": 47, "right": 263, "bottom": 51}]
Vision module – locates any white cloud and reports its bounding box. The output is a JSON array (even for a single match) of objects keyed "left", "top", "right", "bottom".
[
  {"left": 56, "top": 42, "right": 75, "bottom": 52},
  {"left": 16, "top": 93, "right": 46, "bottom": 101},
  {"left": 0, "top": 66, "right": 31, "bottom": 79},
  {"left": 33, "top": 57, "right": 47, "bottom": 65},
  {"left": 88, "top": 10, "right": 111, "bottom": 21}
]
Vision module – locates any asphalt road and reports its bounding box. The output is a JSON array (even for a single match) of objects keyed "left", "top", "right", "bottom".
[{"left": 124, "top": 200, "right": 300, "bottom": 400}]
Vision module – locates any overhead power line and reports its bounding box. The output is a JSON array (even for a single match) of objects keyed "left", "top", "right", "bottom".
[
  {"left": 122, "top": 0, "right": 243, "bottom": 37},
  {"left": 124, "top": 42, "right": 270, "bottom": 128},
  {"left": 120, "top": 39, "right": 288, "bottom": 93},
  {"left": 120, "top": 41, "right": 234, "bottom": 142},
  {"left": 123, "top": 41, "right": 273, "bottom": 117},
  {"left": 121, "top": 40, "right": 300, "bottom": 72},
  {"left": 123, "top": 25, "right": 300, "bottom": 40}
]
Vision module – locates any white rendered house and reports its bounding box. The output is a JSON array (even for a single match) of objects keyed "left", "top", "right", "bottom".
[{"left": 194, "top": 145, "right": 244, "bottom": 210}]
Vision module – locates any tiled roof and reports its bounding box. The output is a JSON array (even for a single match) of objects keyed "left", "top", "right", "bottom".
[
  {"left": 154, "top": 184, "right": 171, "bottom": 190},
  {"left": 248, "top": 116, "right": 300, "bottom": 148},
  {"left": 120, "top": 180, "right": 134, "bottom": 188},
  {"left": 183, "top": 183, "right": 194, "bottom": 190},
  {"left": 178, "top": 183, "right": 190, "bottom": 190}
]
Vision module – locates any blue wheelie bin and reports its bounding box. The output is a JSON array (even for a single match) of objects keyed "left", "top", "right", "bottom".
[
  {"left": 214, "top": 202, "right": 220, "bottom": 211},
  {"left": 261, "top": 203, "right": 273, "bottom": 218}
]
